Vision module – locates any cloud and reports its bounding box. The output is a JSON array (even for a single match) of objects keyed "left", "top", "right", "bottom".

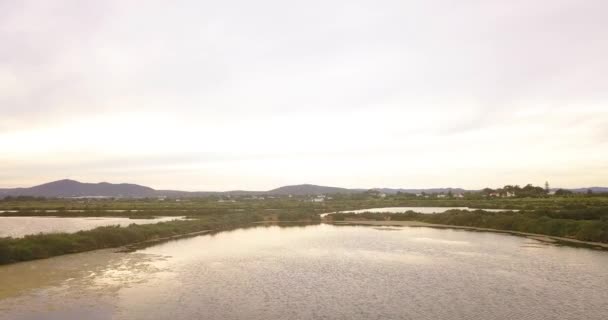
[{"left": 1, "top": 0, "right": 607, "bottom": 189}]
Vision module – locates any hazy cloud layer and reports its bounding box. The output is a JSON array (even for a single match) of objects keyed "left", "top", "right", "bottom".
[{"left": 1, "top": 0, "right": 607, "bottom": 190}]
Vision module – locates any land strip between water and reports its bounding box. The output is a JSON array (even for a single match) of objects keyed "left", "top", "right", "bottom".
[{"left": 2, "top": 195, "right": 608, "bottom": 264}]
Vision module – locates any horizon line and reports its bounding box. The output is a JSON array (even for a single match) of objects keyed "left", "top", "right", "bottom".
[{"left": 1, "top": 178, "right": 605, "bottom": 193}]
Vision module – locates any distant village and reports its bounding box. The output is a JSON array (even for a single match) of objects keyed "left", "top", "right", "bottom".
[
  {"left": 209, "top": 182, "right": 585, "bottom": 203},
  {"left": 2, "top": 180, "right": 602, "bottom": 202}
]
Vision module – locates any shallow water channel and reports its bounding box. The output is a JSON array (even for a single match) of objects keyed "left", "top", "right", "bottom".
[
  {"left": 320, "top": 206, "right": 516, "bottom": 217},
  {"left": 0, "top": 224, "right": 606, "bottom": 320},
  {"left": 0, "top": 216, "right": 184, "bottom": 238}
]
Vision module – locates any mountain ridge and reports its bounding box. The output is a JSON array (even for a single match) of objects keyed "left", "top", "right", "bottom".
[
  {"left": 0, "top": 180, "right": 605, "bottom": 198},
  {"left": 0, "top": 179, "right": 156, "bottom": 198}
]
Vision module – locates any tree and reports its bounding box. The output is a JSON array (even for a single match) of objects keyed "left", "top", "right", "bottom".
[
  {"left": 481, "top": 188, "right": 494, "bottom": 195},
  {"left": 555, "top": 189, "right": 573, "bottom": 196}
]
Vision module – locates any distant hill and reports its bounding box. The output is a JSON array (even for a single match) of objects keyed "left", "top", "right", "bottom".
[
  {"left": 267, "top": 184, "right": 362, "bottom": 196},
  {"left": 568, "top": 187, "right": 608, "bottom": 194},
  {"left": 0, "top": 179, "right": 156, "bottom": 198},
  {"left": 0, "top": 180, "right": 605, "bottom": 198},
  {"left": 0, "top": 181, "right": 363, "bottom": 198}
]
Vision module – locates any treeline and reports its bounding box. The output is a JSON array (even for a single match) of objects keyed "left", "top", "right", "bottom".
[
  {"left": 0, "top": 212, "right": 264, "bottom": 265},
  {"left": 481, "top": 184, "right": 547, "bottom": 198},
  {"left": 529, "top": 207, "right": 608, "bottom": 221},
  {"left": 330, "top": 209, "right": 608, "bottom": 243},
  {"left": 0, "top": 196, "right": 48, "bottom": 201}
]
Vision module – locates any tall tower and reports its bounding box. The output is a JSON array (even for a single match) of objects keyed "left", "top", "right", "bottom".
[{"left": 545, "top": 181, "right": 550, "bottom": 193}]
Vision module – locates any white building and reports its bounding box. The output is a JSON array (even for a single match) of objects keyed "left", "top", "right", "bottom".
[{"left": 311, "top": 195, "right": 326, "bottom": 202}]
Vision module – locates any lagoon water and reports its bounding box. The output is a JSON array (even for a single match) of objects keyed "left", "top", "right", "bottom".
[
  {"left": 320, "top": 206, "right": 515, "bottom": 217},
  {"left": 0, "top": 224, "right": 607, "bottom": 319},
  {"left": 0, "top": 216, "right": 184, "bottom": 238}
]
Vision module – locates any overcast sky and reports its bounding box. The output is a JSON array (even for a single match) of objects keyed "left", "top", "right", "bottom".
[{"left": 1, "top": 0, "right": 607, "bottom": 190}]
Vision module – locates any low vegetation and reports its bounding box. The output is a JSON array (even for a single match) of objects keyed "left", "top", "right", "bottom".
[
  {"left": 1, "top": 191, "right": 607, "bottom": 264},
  {"left": 0, "top": 209, "right": 324, "bottom": 265},
  {"left": 0, "top": 212, "right": 263, "bottom": 265},
  {"left": 2, "top": 192, "right": 608, "bottom": 217},
  {"left": 330, "top": 208, "right": 608, "bottom": 243}
]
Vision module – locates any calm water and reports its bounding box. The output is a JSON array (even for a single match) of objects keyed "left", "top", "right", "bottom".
[
  {"left": 0, "top": 216, "right": 184, "bottom": 238},
  {"left": 0, "top": 224, "right": 607, "bottom": 320},
  {"left": 321, "top": 207, "right": 515, "bottom": 217}
]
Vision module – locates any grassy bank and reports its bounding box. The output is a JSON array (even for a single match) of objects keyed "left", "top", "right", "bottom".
[
  {"left": 329, "top": 209, "right": 608, "bottom": 243},
  {"left": 2, "top": 198, "right": 607, "bottom": 264},
  {"left": 0, "top": 212, "right": 312, "bottom": 265},
  {"left": 3, "top": 196, "right": 608, "bottom": 217},
  {"left": 0, "top": 211, "right": 321, "bottom": 265}
]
